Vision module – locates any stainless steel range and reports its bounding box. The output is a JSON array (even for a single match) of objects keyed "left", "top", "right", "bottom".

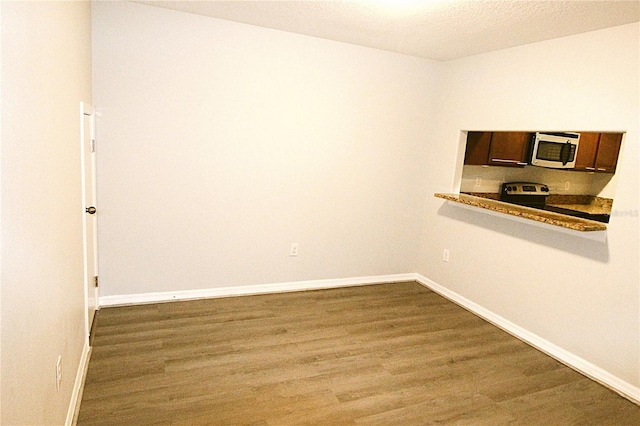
[{"left": 500, "top": 182, "right": 550, "bottom": 207}]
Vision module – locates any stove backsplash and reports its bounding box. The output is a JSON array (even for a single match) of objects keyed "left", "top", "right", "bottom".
[{"left": 460, "top": 165, "right": 616, "bottom": 198}]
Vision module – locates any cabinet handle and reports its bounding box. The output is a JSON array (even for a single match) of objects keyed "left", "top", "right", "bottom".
[
  {"left": 586, "top": 167, "right": 596, "bottom": 171},
  {"left": 597, "top": 168, "right": 607, "bottom": 171},
  {"left": 491, "top": 158, "right": 527, "bottom": 166}
]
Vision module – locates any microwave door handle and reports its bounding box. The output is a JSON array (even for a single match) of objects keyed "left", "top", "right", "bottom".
[{"left": 560, "top": 141, "right": 570, "bottom": 165}]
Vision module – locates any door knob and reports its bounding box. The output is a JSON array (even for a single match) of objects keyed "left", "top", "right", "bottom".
[{"left": 85, "top": 206, "right": 97, "bottom": 215}]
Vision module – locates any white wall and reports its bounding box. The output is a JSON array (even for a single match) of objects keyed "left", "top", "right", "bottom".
[
  {"left": 92, "top": 2, "right": 440, "bottom": 297},
  {"left": 0, "top": 2, "right": 4, "bottom": 422},
  {"left": 420, "top": 23, "right": 639, "bottom": 390},
  {"left": 1, "top": 1, "right": 92, "bottom": 424},
  {"left": 93, "top": 1, "right": 639, "bottom": 401}
]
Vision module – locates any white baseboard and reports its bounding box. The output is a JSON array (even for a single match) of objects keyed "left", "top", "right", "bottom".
[
  {"left": 414, "top": 273, "right": 640, "bottom": 405},
  {"left": 99, "top": 273, "right": 416, "bottom": 307},
  {"left": 66, "top": 341, "right": 91, "bottom": 426}
]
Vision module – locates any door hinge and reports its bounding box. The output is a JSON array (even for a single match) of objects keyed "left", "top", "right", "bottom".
[
  {"left": 90, "top": 139, "right": 96, "bottom": 153},
  {"left": 94, "top": 276, "right": 99, "bottom": 288}
]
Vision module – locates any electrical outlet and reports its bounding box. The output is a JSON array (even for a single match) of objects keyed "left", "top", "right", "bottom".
[
  {"left": 564, "top": 181, "right": 570, "bottom": 190},
  {"left": 56, "top": 356, "right": 62, "bottom": 391},
  {"left": 475, "top": 177, "right": 482, "bottom": 188},
  {"left": 289, "top": 243, "right": 299, "bottom": 257},
  {"left": 443, "top": 249, "right": 450, "bottom": 262}
]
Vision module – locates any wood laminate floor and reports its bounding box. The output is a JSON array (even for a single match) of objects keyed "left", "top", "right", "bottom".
[{"left": 77, "top": 282, "right": 640, "bottom": 425}]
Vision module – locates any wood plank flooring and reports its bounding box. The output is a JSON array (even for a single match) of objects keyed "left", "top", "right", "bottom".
[{"left": 77, "top": 282, "right": 640, "bottom": 425}]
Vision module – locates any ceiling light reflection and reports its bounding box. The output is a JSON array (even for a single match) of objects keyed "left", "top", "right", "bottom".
[{"left": 365, "top": 0, "right": 444, "bottom": 17}]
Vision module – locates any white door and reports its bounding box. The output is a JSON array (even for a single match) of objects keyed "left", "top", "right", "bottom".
[{"left": 81, "top": 102, "right": 98, "bottom": 343}]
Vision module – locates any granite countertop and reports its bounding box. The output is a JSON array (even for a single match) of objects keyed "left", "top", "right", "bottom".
[
  {"left": 464, "top": 192, "right": 613, "bottom": 215},
  {"left": 434, "top": 193, "right": 608, "bottom": 232},
  {"left": 546, "top": 197, "right": 612, "bottom": 215}
]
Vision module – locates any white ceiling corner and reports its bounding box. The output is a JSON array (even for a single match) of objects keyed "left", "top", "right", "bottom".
[{"left": 131, "top": 0, "right": 640, "bottom": 61}]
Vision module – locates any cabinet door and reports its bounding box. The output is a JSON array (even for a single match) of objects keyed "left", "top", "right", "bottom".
[
  {"left": 595, "top": 133, "right": 622, "bottom": 173},
  {"left": 464, "top": 132, "right": 491, "bottom": 165},
  {"left": 488, "top": 132, "right": 531, "bottom": 167},
  {"left": 574, "top": 132, "right": 600, "bottom": 171}
]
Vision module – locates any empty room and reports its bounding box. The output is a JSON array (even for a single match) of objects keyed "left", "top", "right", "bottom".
[{"left": 1, "top": 1, "right": 640, "bottom": 425}]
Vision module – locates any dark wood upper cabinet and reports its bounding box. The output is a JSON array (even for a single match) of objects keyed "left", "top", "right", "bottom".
[
  {"left": 574, "top": 132, "right": 622, "bottom": 173},
  {"left": 464, "top": 131, "right": 531, "bottom": 167},
  {"left": 464, "top": 131, "right": 491, "bottom": 165},
  {"left": 464, "top": 131, "right": 622, "bottom": 173},
  {"left": 487, "top": 132, "right": 531, "bottom": 167},
  {"left": 595, "top": 133, "right": 622, "bottom": 173},
  {"left": 574, "top": 132, "right": 601, "bottom": 171}
]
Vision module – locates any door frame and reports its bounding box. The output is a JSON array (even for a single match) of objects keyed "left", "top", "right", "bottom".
[{"left": 80, "top": 102, "right": 98, "bottom": 343}]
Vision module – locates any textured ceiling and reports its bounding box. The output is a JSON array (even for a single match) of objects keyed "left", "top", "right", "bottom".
[{"left": 134, "top": 0, "right": 640, "bottom": 61}]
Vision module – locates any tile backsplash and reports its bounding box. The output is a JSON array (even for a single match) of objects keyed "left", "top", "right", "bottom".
[{"left": 460, "top": 165, "right": 615, "bottom": 196}]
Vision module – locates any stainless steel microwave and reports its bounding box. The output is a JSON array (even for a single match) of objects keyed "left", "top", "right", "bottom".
[{"left": 530, "top": 132, "right": 580, "bottom": 169}]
